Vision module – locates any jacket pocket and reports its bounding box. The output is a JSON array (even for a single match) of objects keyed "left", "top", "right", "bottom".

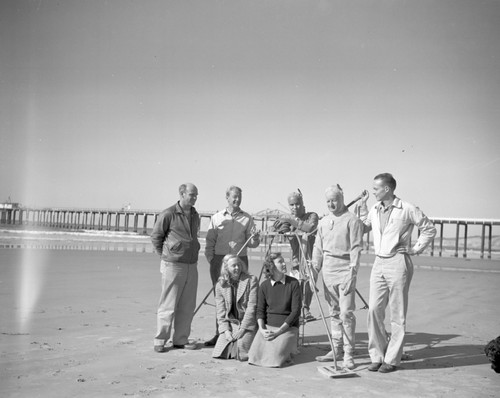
[{"left": 167, "top": 239, "right": 183, "bottom": 252}]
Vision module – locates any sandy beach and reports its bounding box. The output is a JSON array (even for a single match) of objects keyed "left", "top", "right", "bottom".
[{"left": 1, "top": 249, "right": 499, "bottom": 397}]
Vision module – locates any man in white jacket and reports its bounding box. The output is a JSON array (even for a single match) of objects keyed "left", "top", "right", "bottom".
[{"left": 359, "top": 173, "right": 436, "bottom": 373}]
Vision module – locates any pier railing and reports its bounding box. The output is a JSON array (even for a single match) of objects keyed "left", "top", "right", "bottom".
[{"left": 1, "top": 207, "right": 499, "bottom": 259}]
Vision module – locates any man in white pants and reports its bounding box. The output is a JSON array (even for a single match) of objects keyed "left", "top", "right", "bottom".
[
  {"left": 360, "top": 173, "right": 436, "bottom": 373},
  {"left": 311, "top": 185, "right": 364, "bottom": 370},
  {"left": 150, "top": 183, "right": 201, "bottom": 353}
]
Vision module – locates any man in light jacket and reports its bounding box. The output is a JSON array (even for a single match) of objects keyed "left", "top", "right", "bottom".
[{"left": 360, "top": 173, "right": 436, "bottom": 373}]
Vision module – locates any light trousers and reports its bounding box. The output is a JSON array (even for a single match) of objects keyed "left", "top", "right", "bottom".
[
  {"left": 154, "top": 260, "right": 198, "bottom": 346},
  {"left": 367, "top": 253, "right": 413, "bottom": 366},
  {"left": 323, "top": 268, "right": 356, "bottom": 358}
]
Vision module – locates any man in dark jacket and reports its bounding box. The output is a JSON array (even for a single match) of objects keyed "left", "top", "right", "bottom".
[{"left": 151, "top": 183, "right": 201, "bottom": 352}]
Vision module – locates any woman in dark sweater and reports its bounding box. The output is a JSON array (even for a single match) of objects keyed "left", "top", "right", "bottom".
[{"left": 248, "top": 252, "right": 302, "bottom": 367}]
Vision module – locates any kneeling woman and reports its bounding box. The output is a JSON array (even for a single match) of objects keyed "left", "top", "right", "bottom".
[
  {"left": 212, "top": 254, "right": 258, "bottom": 361},
  {"left": 248, "top": 252, "right": 301, "bottom": 367}
]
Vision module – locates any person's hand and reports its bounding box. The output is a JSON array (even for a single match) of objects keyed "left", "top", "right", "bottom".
[
  {"left": 250, "top": 226, "right": 260, "bottom": 241},
  {"left": 259, "top": 327, "right": 277, "bottom": 341},
  {"left": 279, "top": 223, "right": 291, "bottom": 234},
  {"left": 232, "top": 328, "right": 246, "bottom": 340},
  {"left": 407, "top": 248, "right": 418, "bottom": 256},
  {"left": 341, "top": 268, "right": 357, "bottom": 295},
  {"left": 264, "top": 330, "right": 277, "bottom": 341},
  {"left": 273, "top": 219, "right": 291, "bottom": 234},
  {"left": 360, "top": 190, "right": 369, "bottom": 205},
  {"left": 224, "top": 330, "right": 234, "bottom": 342},
  {"left": 307, "top": 261, "right": 319, "bottom": 281}
]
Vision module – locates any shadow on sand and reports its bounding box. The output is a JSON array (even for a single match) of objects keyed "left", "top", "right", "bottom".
[{"left": 294, "top": 331, "right": 490, "bottom": 370}]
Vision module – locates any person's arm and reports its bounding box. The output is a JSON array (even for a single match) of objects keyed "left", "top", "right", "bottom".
[
  {"left": 348, "top": 217, "right": 363, "bottom": 270},
  {"left": 255, "top": 283, "right": 265, "bottom": 320},
  {"left": 341, "top": 218, "right": 364, "bottom": 295},
  {"left": 150, "top": 211, "right": 169, "bottom": 255},
  {"left": 236, "top": 276, "right": 258, "bottom": 339},
  {"left": 278, "top": 212, "right": 319, "bottom": 233},
  {"left": 204, "top": 216, "right": 217, "bottom": 263},
  {"left": 288, "top": 279, "right": 302, "bottom": 325},
  {"left": 256, "top": 284, "right": 270, "bottom": 337},
  {"left": 311, "top": 224, "right": 324, "bottom": 277},
  {"left": 298, "top": 212, "right": 319, "bottom": 233},
  {"left": 257, "top": 318, "right": 269, "bottom": 339},
  {"left": 408, "top": 206, "right": 437, "bottom": 255},
  {"left": 358, "top": 191, "right": 373, "bottom": 233},
  {"left": 214, "top": 283, "right": 232, "bottom": 340}
]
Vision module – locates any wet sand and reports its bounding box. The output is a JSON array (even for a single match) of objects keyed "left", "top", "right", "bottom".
[{"left": 1, "top": 249, "right": 499, "bottom": 397}]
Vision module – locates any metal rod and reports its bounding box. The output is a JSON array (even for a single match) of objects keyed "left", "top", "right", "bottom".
[{"left": 193, "top": 232, "right": 258, "bottom": 316}]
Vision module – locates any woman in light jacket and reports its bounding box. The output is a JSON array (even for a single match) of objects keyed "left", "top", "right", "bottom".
[{"left": 212, "top": 254, "right": 258, "bottom": 361}]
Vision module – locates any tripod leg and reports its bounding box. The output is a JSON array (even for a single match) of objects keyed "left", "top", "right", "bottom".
[
  {"left": 195, "top": 233, "right": 259, "bottom": 317},
  {"left": 355, "top": 288, "right": 369, "bottom": 309},
  {"left": 294, "top": 232, "right": 339, "bottom": 371},
  {"left": 193, "top": 286, "right": 214, "bottom": 316}
]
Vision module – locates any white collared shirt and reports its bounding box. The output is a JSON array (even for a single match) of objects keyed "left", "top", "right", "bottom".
[
  {"left": 361, "top": 197, "right": 436, "bottom": 257},
  {"left": 270, "top": 275, "right": 286, "bottom": 286}
]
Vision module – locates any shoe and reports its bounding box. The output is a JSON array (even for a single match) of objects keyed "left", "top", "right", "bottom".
[
  {"left": 304, "top": 310, "right": 315, "bottom": 322},
  {"left": 367, "top": 362, "right": 382, "bottom": 371},
  {"left": 204, "top": 335, "right": 218, "bottom": 347},
  {"left": 315, "top": 348, "right": 343, "bottom": 362},
  {"left": 173, "top": 342, "right": 197, "bottom": 350},
  {"left": 154, "top": 345, "right": 167, "bottom": 353},
  {"left": 378, "top": 363, "right": 397, "bottom": 373},
  {"left": 343, "top": 357, "right": 355, "bottom": 370}
]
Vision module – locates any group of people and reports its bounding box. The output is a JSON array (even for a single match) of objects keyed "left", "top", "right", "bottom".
[{"left": 150, "top": 173, "right": 437, "bottom": 372}]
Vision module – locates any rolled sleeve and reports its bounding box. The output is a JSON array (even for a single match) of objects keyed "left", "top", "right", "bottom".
[{"left": 411, "top": 207, "right": 437, "bottom": 254}]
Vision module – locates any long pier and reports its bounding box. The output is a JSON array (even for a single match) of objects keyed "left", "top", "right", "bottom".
[
  {"left": 1, "top": 207, "right": 499, "bottom": 259},
  {"left": 0, "top": 207, "right": 166, "bottom": 235}
]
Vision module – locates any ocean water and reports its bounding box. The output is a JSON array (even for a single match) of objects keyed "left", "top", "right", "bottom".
[
  {"left": 0, "top": 227, "right": 498, "bottom": 260},
  {"left": 0, "top": 228, "right": 154, "bottom": 252}
]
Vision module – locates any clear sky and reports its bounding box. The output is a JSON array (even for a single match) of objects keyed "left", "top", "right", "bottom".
[{"left": 1, "top": 0, "right": 499, "bottom": 219}]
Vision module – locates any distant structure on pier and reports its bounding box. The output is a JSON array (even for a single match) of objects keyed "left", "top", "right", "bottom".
[{"left": 0, "top": 198, "right": 21, "bottom": 210}]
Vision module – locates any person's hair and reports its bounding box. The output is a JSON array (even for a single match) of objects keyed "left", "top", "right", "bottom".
[
  {"left": 219, "top": 254, "right": 247, "bottom": 287},
  {"left": 262, "top": 252, "right": 282, "bottom": 279},
  {"left": 325, "top": 184, "right": 344, "bottom": 196},
  {"left": 287, "top": 191, "right": 304, "bottom": 206},
  {"left": 226, "top": 185, "right": 242, "bottom": 197},
  {"left": 374, "top": 173, "right": 397, "bottom": 191},
  {"left": 179, "top": 184, "right": 187, "bottom": 195}
]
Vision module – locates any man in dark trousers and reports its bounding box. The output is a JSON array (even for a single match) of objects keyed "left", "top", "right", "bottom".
[
  {"left": 274, "top": 191, "right": 319, "bottom": 321},
  {"left": 204, "top": 185, "right": 260, "bottom": 346}
]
